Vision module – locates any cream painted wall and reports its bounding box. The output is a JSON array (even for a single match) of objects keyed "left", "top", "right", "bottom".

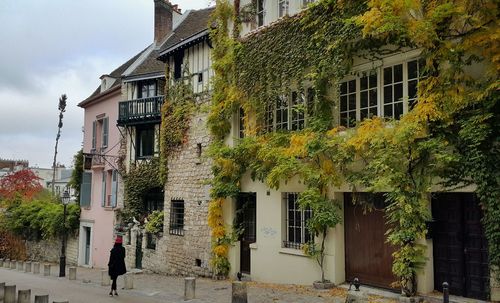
[{"left": 225, "top": 173, "right": 346, "bottom": 285}]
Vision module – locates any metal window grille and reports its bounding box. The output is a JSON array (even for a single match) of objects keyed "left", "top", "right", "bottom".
[
  {"left": 283, "top": 192, "right": 312, "bottom": 249},
  {"left": 169, "top": 200, "right": 184, "bottom": 236}
]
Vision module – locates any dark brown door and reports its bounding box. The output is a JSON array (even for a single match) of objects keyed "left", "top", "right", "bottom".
[
  {"left": 432, "top": 193, "right": 489, "bottom": 300},
  {"left": 344, "top": 193, "right": 397, "bottom": 289},
  {"left": 237, "top": 193, "right": 256, "bottom": 274}
]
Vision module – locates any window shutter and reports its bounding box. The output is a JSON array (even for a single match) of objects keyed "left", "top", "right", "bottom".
[
  {"left": 80, "top": 172, "right": 92, "bottom": 207},
  {"left": 91, "top": 121, "right": 97, "bottom": 149},
  {"left": 101, "top": 171, "right": 106, "bottom": 207},
  {"left": 111, "top": 170, "right": 118, "bottom": 207},
  {"left": 102, "top": 117, "right": 109, "bottom": 148}
]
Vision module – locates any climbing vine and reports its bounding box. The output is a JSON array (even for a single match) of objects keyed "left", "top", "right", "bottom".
[
  {"left": 208, "top": 0, "right": 499, "bottom": 295},
  {"left": 121, "top": 158, "right": 162, "bottom": 223},
  {"left": 159, "top": 65, "right": 197, "bottom": 183}
]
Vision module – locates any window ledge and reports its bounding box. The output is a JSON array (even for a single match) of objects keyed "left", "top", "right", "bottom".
[
  {"left": 103, "top": 206, "right": 114, "bottom": 211},
  {"left": 249, "top": 243, "right": 258, "bottom": 249},
  {"left": 279, "top": 247, "right": 308, "bottom": 257}
]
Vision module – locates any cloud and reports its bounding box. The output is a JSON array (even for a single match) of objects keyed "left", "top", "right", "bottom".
[{"left": 0, "top": 0, "right": 208, "bottom": 168}]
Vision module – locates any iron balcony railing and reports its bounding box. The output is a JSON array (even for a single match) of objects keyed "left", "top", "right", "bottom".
[{"left": 117, "top": 95, "right": 164, "bottom": 125}]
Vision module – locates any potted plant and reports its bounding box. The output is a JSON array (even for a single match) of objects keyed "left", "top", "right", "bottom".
[{"left": 299, "top": 188, "right": 341, "bottom": 289}]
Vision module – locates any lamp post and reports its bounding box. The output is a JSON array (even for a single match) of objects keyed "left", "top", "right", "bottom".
[{"left": 59, "top": 189, "right": 70, "bottom": 277}]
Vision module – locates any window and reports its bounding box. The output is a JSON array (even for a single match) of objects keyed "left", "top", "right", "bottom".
[
  {"left": 136, "top": 125, "right": 155, "bottom": 159},
  {"left": 257, "top": 0, "right": 265, "bottom": 27},
  {"left": 80, "top": 172, "right": 92, "bottom": 208},
  {"left": 169, "top": 199, "right": 184, "bottom": 236},
  {"left": 263, "top": 89, "right": 314, "bottom": 133},
  {"left": 173, "top": 51, "right": 184, "bottom": 80},
  {"left": 276, "top": 95, "right": 289, "bottom": 131},
  {"left": 339, "top": 58, "right": 424, "bottom": 127},
  {"left": 91, "top": 117, "right": 108, "bottom": 150},
  {"left": 146, "top": 232, "right": 156, "bottom": 250},
  {"left": 102, "top": 170, "right": 114, "bottom": 208},
  {"left": 238, "top": 107, "right": 245, "bottom": 139},
  {"left": 144, "top": 188, "right": 164, "bottom": 213},
  {"left": 302, "top": 0, "right": 316, "bottom": 6},
  {"left": 101, "top": 117, "right": 109, "bottom": 148},
  {"left": 278, "top": 0, "right": 289, "bottom": 17},
  {"left": 340, "top": 80, "right": 357, "bottom": 128},
  {"left": 291, "top": 92, "right": 305, "bottom": 131},
  {"left": 283, "top": 192, "right": 312, "bottom": 249},
  {"left": 138, "top": 80, "right": 157, "bottom": 98}
]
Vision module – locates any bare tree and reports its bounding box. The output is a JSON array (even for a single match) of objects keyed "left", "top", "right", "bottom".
[{"left": 52, "top": 94, "right": 67, "bottom": 194}]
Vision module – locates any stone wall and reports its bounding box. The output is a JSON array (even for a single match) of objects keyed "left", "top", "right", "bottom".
[
  {"left": 124, "top": 97, "right": 213, "bottom": 277},
  {"left": 26, "top": 235, "right": 78, "bottom": 265}
]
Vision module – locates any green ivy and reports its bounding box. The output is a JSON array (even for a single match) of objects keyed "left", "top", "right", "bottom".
[
  {"left": 121, "top": 158, "right": 162, "bottom": 223},
  {"left": 145, "top": 210, "right": 164, "bottom": 235}
]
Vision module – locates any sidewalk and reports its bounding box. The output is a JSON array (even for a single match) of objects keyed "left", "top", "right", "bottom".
[{"left": 0, "top": 265, "right": 397, "bottom": 303}]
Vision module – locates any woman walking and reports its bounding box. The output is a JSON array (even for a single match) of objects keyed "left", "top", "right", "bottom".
[{"left": 108, "top": 236, "right": 126, "bottom": 296}]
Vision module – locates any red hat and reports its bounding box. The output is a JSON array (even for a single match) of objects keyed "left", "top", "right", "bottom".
[{"left": 115, "top": 236, "right": 123, "bottom": 244}]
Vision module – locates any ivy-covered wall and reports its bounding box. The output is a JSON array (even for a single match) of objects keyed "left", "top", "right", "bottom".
[{"left": 207, "top": 0, "right": 499, "bottom": 297}]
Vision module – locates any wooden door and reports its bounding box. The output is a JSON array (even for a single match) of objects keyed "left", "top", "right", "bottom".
[
  {"left": 237, "top": 193, "right": 256, "bottom": 274},
  {"left": 432, "top": 193, "right": 489, "bottom": 300},
  {"left": 344, "top": 193, "right": 397, "bottom": 289}
]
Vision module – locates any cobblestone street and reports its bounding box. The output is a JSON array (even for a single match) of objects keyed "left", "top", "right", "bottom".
[{"left": 0, "top": 265, "right": 398, "bottom": 303}]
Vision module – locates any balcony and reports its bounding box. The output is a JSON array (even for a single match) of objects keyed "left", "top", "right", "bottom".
[{"left": 117, "top": 96, "right": 164, "bottom": 126}]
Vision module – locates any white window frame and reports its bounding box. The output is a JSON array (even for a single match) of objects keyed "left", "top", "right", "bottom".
[
  {"left": 278, "top": 0, "right": 289, "bottom": 18},
  {"left": 256, "top": 0, "right": 266, "bottom": 27},
  {"left": 283, "top": 192, "right": 312, "bottom": 249},
  {"left": 338, "top": 56, "right": 423, "bottom": 127},
  {"left": 264, "top": 88, "right": 314, "bottom": 133}
]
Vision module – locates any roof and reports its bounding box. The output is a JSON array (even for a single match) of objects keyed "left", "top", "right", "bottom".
[
  {"left": 80, "top": 6, "right": 214, "bottom": 106},
  {"left": 158, "top": 7, "right": 214, "bottom": 58},
  {"left": 78, "top": 50, "right": 146, "bottom": 107}
]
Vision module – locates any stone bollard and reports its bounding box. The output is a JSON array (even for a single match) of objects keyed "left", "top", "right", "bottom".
[
  {"left": 0, "top": 282, "right": 5, "bottom": 301},
  {"left": 25, "top": 261, "right": 32, "bottom": 273},
  {"left": 18, "top": 289, "right": 31, "bottom": 303},
  {"left": 10, "top": 260, "right": 16, "bottom": 270},
  {"left": 17, "top": 261, "right": 24, "bottom": 271},
  {"left": 68, "top": 267, "right": 76, "bottom": 280},
  {"left": 33, "top": 262, "right": 40, "bottom": 274},
  {"left": 43, "top": 264, "right": 51, "bottom": 276},
  {"left": 34, "top": 294, "right": 49, "bottom": 303},
  {"left": 101, "top": 270, "right": 110, "bottom": 286},
  {"left": 124, "top": 273, "right": 133, "bottom": 289},
  {"left": 4, "top": 285, "right": 16, "bottom": 303},
  {"left": 232, "top": 281, "right": 248, "bottom": 303},
  {"left": 184, "top": 277, "right": 196, "bottom": 300}
]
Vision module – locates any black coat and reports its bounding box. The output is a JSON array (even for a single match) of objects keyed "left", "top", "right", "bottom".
[{"left": 108, "top": 243, "right": 126, "bottom": 278}]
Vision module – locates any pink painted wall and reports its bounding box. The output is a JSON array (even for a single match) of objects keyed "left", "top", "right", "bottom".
[{"left": 81, "top": 88, "right": 122, "bottom": 269}]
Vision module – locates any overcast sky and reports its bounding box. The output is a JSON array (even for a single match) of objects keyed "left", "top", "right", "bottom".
[{"left": 0, "top": 0, "right": 210, "bottom": 168}]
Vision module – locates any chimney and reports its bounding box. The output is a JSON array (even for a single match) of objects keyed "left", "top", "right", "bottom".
[{"left": 154, "top": 0, "right": 175, "bottom": 44}]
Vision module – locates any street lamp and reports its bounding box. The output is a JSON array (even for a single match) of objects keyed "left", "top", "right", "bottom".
[{"left": 59, "top": 189, "right": 70, "bottom": 277}]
